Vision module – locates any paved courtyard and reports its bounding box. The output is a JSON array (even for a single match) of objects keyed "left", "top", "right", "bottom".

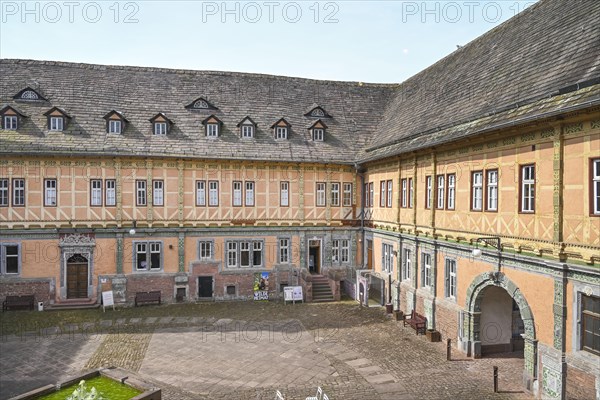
[{"left": 0, "top": 301, "right": 532, "bottom": 400}]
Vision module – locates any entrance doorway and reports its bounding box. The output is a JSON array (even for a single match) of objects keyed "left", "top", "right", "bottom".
[
  {"left": 66, "top": 254, "right": 89, "bottom": 299},
  {"left": 198, "top": 276, "right": 213, "bottom": 298},
  {"left": 366, "top": 239, "right": 373, "bottom": 269},
  {"left": 480, "top": 286, "right": 525, "bottom": 356},
  {"left": 308, "top": 240, "right": 321, "bottom": 274}
]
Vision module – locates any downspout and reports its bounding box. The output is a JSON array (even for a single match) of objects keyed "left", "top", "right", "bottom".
[{"left": 354, "top": 163, "right": 365, "bottom": 270}]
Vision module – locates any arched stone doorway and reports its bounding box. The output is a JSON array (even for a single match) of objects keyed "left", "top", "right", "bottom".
[
  {"left": 464, "top": 272, "right": 537, "bottom": 390},
  {"left": 66, "top": 254, "right": 89, "bottom": 299}
]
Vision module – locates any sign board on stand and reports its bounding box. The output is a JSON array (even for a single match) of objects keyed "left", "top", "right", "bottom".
[
  {"left": 284, "top": 286, "right": 303, "bottom": 304},
  {"left": 102, "top": 290, "right": 115, "bottom": 312}
]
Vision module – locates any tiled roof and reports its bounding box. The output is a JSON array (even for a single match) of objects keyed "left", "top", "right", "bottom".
[{"left": 1, "top": 0, "right": 599, "bottom": 164}]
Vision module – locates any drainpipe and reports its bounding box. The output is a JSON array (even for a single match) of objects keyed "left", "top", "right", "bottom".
[{"left": 354, "top": 163, "right": 365, "bottom": 270}]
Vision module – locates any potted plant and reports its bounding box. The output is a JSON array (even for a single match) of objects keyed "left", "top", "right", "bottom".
[{"left": 426, "top": 329, "right": 441, "bottom": 342}]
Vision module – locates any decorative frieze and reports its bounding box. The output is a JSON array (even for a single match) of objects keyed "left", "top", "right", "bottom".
[
  {"left": 591, "top": 119, "right": 600, "bottom": 129},
  {"left": 503, "top": 137, "right": 516, "bottom": 145},
  {"left": 521, "top": 132, "right": 536, "bottom": 142},
  {"left": 564, "top": 122, "right": 583, "bottom": 134},
  {"left": 540, "top": 127, "right": 555, "bottom": 138}
]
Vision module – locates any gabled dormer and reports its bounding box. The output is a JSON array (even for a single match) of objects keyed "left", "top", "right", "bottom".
[
  {"left": 308, "top": 119, "right": 328, "bottom": 142},
  {"left": 185, "top": 97, "right": 218, "bottom": 111},
  {"left": 236, "top": 116, "right": 257, "bottom": 139},
  {"left": 149, "top": 113, "right": 173, "bottom": 135},
  {"left": 0, "top": 105, "right": 26, "bottom": 130},
  {"left": 43, "top": 107, "right": 71, "bottom": 131},
  {"left": 103, "top": 110, "right": 127, "bottom": 134},
  {"left": 271, "top": 118, "right": 291, "bottom": 140},
  {"left": 304, "top": 105, "right": 332, "bottom": 119},
  {"left": 13, "top": 87, "right": 47, "bottom": 102},
  {"left": 202, "top": 115, "right": 222, "bottom": 138}
]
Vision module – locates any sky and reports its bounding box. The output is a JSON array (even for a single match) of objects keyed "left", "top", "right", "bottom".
[{"left": 0, "top": 1, "right": 539, "bottom": 83}]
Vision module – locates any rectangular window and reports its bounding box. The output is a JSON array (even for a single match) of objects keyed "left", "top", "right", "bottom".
[
  {"left": 136, "top": 242, "right": 147, "bottom": 270},
  {"left": 154, "top": 122, "right": 167, "bottom": 135},
  {"left": 150, "top": 242, "right": 161, "bottom": 270},
  {"left": 331, "top": 182, "right": 340, "bottom": 206},
  {"left": 591, "top": 159, "right": 600, "bottom": 215},
  {"left": 209, "top": 181, "right": 219, "bottom": 206},
  {"left": 409, "top": 178, "right": 414, "bottom": 208},
  {"left": 425, "top": 176, "right": 432, "bottom": 209},
  {"left": 521, "top": 165, "right": 535, "bottom": 213},
  {"left": 4, "top": 116, "right": 17, "bottom": 130},
  {"left": 227, "top": 242, "right": 238, "bottom": 267},
  {"left": 198, "top": 241, "right": 212, "bottom": 260},
  {"left": 445, "top": 259, "right": 457, "bottom": 299},
  {"left": 44, "top": 179, "right": 57, "bottom": 207},
  {"left": 105, "top": 180, "right": 116, "bottom": 206},
  {"left": 316, "top": 182, "right": 326, "bottom": 207},
  {"left": 402, "top": 248, "right": 412, "bottom": 281},
  {"left": 581, "top": 294, "right": 600, "bottom": 356},
  {"left": 245, "top": 181, "right": 255, "bottom": 206},
  {"left": 153, "top": 180, "right": 164, "bottom": 206},
  {"left": 276, "top": 127, "right": 287, "bottom": 140},
  {"left": 369, "top": 182, "right": 374, "bottom": 208},
  {"left": 279, "top": 238, "right": 290, "bottom": 263},
  {"left": 486, "top": 170, "right": 498, "bottom": 211},
  {"left": 207, "top": 124, "right": 219, "bottom": 137},
  {"left": 253, "top": 241, "right": 263, "bottom": 266},
  {"left": 380, "top": 181, "right": 386, "bottom": 207},
  {"left": 196, "top": 180, "right": 206, "bottom": 206},
  {"left": 240, "top": 242, "right": 251, "bottom": 267},
  {"left": 421, "top": 253, "right": 432, "bottom": 288},
  {"left": 280, "top": 181, "right": 289, "bottom": 206},
  {"left": 12, "top": 179, "right": 25, "bottom": 206},
  {"left": 341, "top": 239, "right": 350, "bottom": 263},
  {"left": 241, "top": 125, "right": 254, "bottom": 138},
  {"left": 226, "top": 240, "right": 263, "bottom": 268},
  {"left": 447, "top": 174, "right": 455, "bottom": 210},
  {"left": 134, "top": 242, "right": 161, "bottom": 271},
  {"left": 387, "top": 180, "right": 393, "bottom": 208},
  {"left": 471, "top": 171, "right": 483, "bottom": 211},
  {"left": 382, "top": 243, "right": 394, "bottom": 274},
  {"left": 108, "top": 119, "right": 121, "bottom": 134},
  {"left": 136, "top": 180, "right": 147, "bottom": 206},
  {"left": 332, "top": 240, "right": 340, "bottom": 263},
  {"left": 343, "top": 182, "right": 352, "bottom": 207},
  {"left": 91, "top": 179, "right": 102, "bottom": 206},
  {"left": 313, "top": 128, "right": 324, "bottom": 141},
  {"left": 3, "top": 245, "right": 19, "bottom": 274},
  {"left": 0, "top": 179, "right": 8, "bottom": 206},
  {"left": 364, "top": 183, "right": 369, "bottom": 207},
  {"left": 401, "top": 179, "right": 407, "bottom": 208},
  {"left": 436, "top": 175, "right": 445, "bottom": 209},
  {"left": 233, "top": 181, "right": 242, "bottom": 206},
  {"left": 50, "top": 117, "right": 64, "bottom": 131}
]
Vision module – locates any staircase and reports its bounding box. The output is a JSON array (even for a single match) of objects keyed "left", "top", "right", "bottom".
[
  {"left": 311, "top": 275, "right": 334, "bottom": 302},
  {"left": 45, "top": 298, "right": 100, "bottom": 311}
]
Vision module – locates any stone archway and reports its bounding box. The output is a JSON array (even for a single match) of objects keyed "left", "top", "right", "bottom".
[{"left": 464, "top": 272, "right": 538, "bottom": 390}]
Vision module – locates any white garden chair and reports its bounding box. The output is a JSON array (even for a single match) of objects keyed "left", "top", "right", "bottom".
[
  {"left": 275, "top": 390, "right": 285, "bottom": 400},
  {"left": 305, "top": 386, "right": 323, "bottom": 400}
]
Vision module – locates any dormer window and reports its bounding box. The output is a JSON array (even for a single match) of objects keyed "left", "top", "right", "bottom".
[
  {"left": 44, "top": 107, "right": 71, "bottom": 132},
  {"left": 103, "top": 110, "right": 127, "bottom": 134},
  {"left": 237, "top": 116, "right": 257, "bottom": 139},
  {"left": 13, "top": 87, "right": 47, "bottom": 102},
  {"left": 185, "top": 97, "right": 218, "bottom": 111},
  {"left": 149, "top": 113, "right": 173, "bottom": 135},
  {"left": 308, "top": 119, "right": 328, "bottom": 142},
  {"left": 0, "top": 105, "right": 26, "bottom": 131},
  {"left": 202, "top": 115, "right": 222, "bottom": 138},
  {"left": 271, "top": 118, "right": 291, "bottom": 140},
  {"left": 304, "top": 105, "right": 332, "bottom": 119}
]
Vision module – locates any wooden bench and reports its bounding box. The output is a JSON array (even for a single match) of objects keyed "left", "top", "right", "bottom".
[
  {"left": 135, "top": 291, "right": 161, "bottom": 307},
  {"left": 403, "top": 310, "right": 427, "bottom": 335},
  {"left": 2, "top": 295, "right": 35, "bottom": 311}
]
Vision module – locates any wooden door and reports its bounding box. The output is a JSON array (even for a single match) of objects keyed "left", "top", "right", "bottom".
[
  {"left": 66, "top": 254, "right": 89, "bottom": 299},
  {"left": 366, "top": 240, "right": 373, "bottom": 269}
]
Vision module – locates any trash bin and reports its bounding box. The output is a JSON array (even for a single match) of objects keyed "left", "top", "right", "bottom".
[
  {"left": 385, "top": 303, "right": 393, "bottom": 314},
  {"left": 37, "top": 302, "right": 44, "bottom": 311}
]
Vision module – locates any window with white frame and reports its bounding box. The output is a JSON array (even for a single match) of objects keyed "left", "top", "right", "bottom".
[
  {"left": 445, "top": 259, "right": 457, "bottom": 299},
  {"left": 472, "top": 171, "right": 483, "bottom": 211},
  {"left": 1, "top": 244, "right": 19, "bottom": 275},
  {"left": 134, "top": 241, "right": 162, "bottom": 271},
  {"left": 581, "top": 294, "right": 600, "bottom": 356},
  {"left": 409, "top": 178, "right": 414, "bottom": 208},
  {"left": 380, "top": 181, "right": 386, "bottom": 207},
  {"left": 0, "top": 179, "right": 8, "bottom": 206},
  {"left": 331, "top": 182, "right": 340, "bottom": 206},
  {"left": 91, "top": 179, "right": 102, "bottom": 206},
  {"left": 245, "top": 181, "right": 255, "bottom": 206},
  {"left": 108, "top": 119, "right": 122, "bottom": 134},
  {"left": 593, "top": 159, "right": 600, "bottom": 215},
  {"left": 44, "top": 179, "right": 57, "bottom": 206},
  {"left": 364, "top": 183, "right": 369, "bottom": 207},
  {"left": 13, "top": 179, "right": 25, "bottom": 206},
  {"left": 313, "top": 128, "right": 324, "bottom": 141},
  {"left": 153, "top": 180, "right": 164, "bottom": 206},
  {"left": 275, "top": 126, "right": 287, "bottom": 140},
  {"left": 382, "top": 243, "right": 394, "bottom": 274},
  {"left": 227, "top": 240, "right": 263, "bottom": 268},
  {"left": 343, "top": 182, "right": 352, "bottom": 206},
  {"left": 341, "top": 239, "right": 349, "bottom": 263},
  {"left": 136, "top": 180, "right": 147, "bottom": 206},
  {"left": 332, "top": 240, "right": 340, "bottom": 263},
  {"left": 401, "top": 179, "right": 407, "bottom": 208},
  {"left": 198, "top": 240, "right": 213, "bottom": 260},
  {"left": 521, "top": 165, "right": 535, "bottom": 213},
  {"left": 387, "top": 180, "right": 393, "bottom": 208},
  {"left": 209, "top": 181, "right": 219, "bottom": 206},
  {"left": 106, "top": 180, "right": 116, "bottom": 206},
  {"left": 50, "top": 116, "right": 64, "bottom": 131},
  {"left": 279, "top": 238, "right": 290, "bottom": 263},
  {"left": 154, "top": 122, "right": 167, "bottom": 135},
  {"left": 402, "top": 248, "right": 411, "bottom": 281},
  {"left": 447, "top": 174, "right": 455, "bottom": 210},
  {"left": 369, "top": 182, "right": 374, "bottom": 208},
  {"left": 4, "top": 116, "right": 18, "bottom": 130},
  {"left": 196, "top": 180, "right": 206, "bottom": 206},
  {"left": 421, "top": 252, "right": 432, "bottom": 288},
  {"left": 486, "top": 170, "right": 498, "bottom": 211},
  {"left": 280, "top": 181, "right": 289, "bottom": 206},
  {"left": 425, "top": 176, "right": 432, "bottom": 209},
  {"left": 227, "top": 242, "right": 238, "bottom": 267},
  {"left": 316, "top": 182, "right": 326, "bottom": 206},
  {"left": 436, "top": 175, "right": 445, "bottom": 209},
  {"left": 233, "top": 181, "right": 242, "bottom": 206},
  {"left": 241, "top": 125, "right": 254, "bottom": 138},
  {"left": 206, "top": 123, "right": 219, "bottom": 137}
]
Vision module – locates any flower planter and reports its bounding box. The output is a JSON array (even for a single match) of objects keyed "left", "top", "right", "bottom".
[
  {"left": 426, "top": 329, "right": 441, "bottom": 342},
  {"left": 394, "top": 310, "right": 404, "bottom": 321}
]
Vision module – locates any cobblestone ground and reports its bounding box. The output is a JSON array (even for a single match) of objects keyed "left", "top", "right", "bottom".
[{"left": 0, "top": 301, "right": 533, "bottom": 400}]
